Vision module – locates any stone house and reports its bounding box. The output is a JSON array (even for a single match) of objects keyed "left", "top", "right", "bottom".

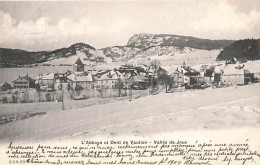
[
  {"left": 35, "top": 73, "right": 55, "bottom": 91},
  {"left": 221, "top": 69, "right": 244, "bottom": 86},
  {"left": 12, "top": 74, "right": 35, "bottom": 89}
]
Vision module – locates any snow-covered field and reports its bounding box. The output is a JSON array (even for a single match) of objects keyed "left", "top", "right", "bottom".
[
  {"left": 129, "top": 47, "right": 220, "bottom": 66},
  {"left": 0, "top": 83, "right": 259, "bottom": 142}
]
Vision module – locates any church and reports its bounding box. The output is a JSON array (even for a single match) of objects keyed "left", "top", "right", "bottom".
[{"left": 73, "top": 58, "right": 84, "bottom": 72}]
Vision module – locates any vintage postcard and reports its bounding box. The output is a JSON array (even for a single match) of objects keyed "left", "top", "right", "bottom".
[{"left": 0, "top": 0, "right": 259, "bottom": 164}]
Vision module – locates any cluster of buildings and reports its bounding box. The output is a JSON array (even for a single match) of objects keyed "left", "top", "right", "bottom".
[
  {"left": 1, "top": 59, "right": 259, "bottom": 93},
  {"left": 169, "top": 62, "right": 259, "bottom": 89},
  {"left": 0, "top": 58, "right": 152, "bottom": 92}
]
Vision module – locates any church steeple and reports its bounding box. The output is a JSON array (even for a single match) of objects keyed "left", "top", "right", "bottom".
[{"left": 73, "top": 58, "right": 84, "bottom": 72}]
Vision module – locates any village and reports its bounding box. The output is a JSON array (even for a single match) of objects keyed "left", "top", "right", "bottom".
[{"left": 0, "top": 57, "right": 260, "bottom": 104}]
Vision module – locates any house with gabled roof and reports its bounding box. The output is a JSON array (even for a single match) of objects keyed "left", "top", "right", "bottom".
[
  {"left": 203, "top": 68, "right": 215, "bottom": 85},
  {"left": 0, "top": 82, "right": 12, "bottom": 91},
  {"left": 13, "top": 74, "right": 35, "bottom": 89},
  {"left": 93, "top": 70, "right": 120, "bottom": 89},
  {"left": 170, "top": 70, "right": 189, "bottom": 87},
  {"left": 35, "top": 73, "right": 55, "bottom": 91},
  {"left": 245, "top": 63, "right": 260, "bottom": 82},
  {"left": 170, "top": 67, "right": 190, "bottom": 87},
  {"left": 131, "top": 73, "right": 150, "bottom": 90},
  {"left": 221, "top": 68, "right": 244, "bottom": 86},
  {"left": 53, "top": 73, "right": 69, "bottom": 91},
  {"left": 67, "top": 72, "right": 94, "bottom": 90}
]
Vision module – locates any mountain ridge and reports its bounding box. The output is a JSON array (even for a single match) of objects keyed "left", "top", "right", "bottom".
[
  {"left": 0, "top": 42, "right": 96, "bottom": 66},
  {"left": 127, "top": 33, "right": 234, "bottom": 50},
  {"left": 1, "top": 33, "right": 255, "bottom": 67}
]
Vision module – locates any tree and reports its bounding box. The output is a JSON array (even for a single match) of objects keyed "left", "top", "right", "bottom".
[
  {"left": 35, "top": 84, "right": 42, "bottom": 102},
  {"left": 67, "top": 83, "right": 72, "bottom": 92},
  {"left": 115, "top": 76, "right": 124, "bottom": 97},
  {"left": 14, "top": 91, "right": 19, "bottom": 103},
  {"left": 58, "top": 83, "right": 63, "bottom": 91},
  {"left": 45, "top": 93, "right": 52, "bottom": 102},
  {"left": 67, "top": 83, "right": 74, "bottom": 99},
  {"left": 157, "top": 67, "right": 170, "bottom": 83},
  {"left": 21, "top": 92, "right": 28, "bottom": 103},
  {"left": 150, "top": 59, "right": 161, "bottom": 69},
  {"left": 58, "top": 83, "right": 66, "bottom": 110},
  {"left": 2, "top": 96, "right": 8, "bottom": 103},
  {"left": 75, "top": 84, "right": 83, "bottom": 96},
  {"left": 149, "top": 59, "right": 161, "bottom": 93},
  {"left": 12, "top": 94, "right": 17, "bottom": 103}
]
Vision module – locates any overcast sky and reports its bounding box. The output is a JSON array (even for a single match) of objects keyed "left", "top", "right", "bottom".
[{"left": 0, "top": 0, "right": 259, "bottom": 51}]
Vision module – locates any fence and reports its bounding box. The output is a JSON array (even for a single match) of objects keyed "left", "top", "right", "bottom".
[{"left": 0, "top": 87, "right": 148, "bottom": 104}]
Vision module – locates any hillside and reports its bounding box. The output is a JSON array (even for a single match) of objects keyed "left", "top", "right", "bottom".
[
  {"left": 0, "top": 48, "right": 48, "bottom": 66},
  {"left": 0, "top": 34, "right": 236, "bottom": 67},
  {"left": 128, "top": 46, "right": 221, "bottom": 65},
  {"left": 42, "top": 43, "right": 96, "bottom": 61},
  {"left": 42, "top": 43, "right": 107, "bottom": 65},
  {"left": 98, "top": 33, "right": 233, "bottom": 64},
  {"left": 99, "top": 46, "right": 142, "bottom": 62},
  {"left": 0, "top": 43, "right": 97, "bottom": 66},
  {"left": 216, "top": 39, "right": 260, "bottom": 61},
  {"left": 127, "top": 33, "right": 234, "bottom": 50}
]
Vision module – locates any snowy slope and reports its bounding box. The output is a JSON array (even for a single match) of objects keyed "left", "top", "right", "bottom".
[
  {"left": 0, "top": 83, "right": 259, "bottom": 142},
  {"left": 43, "top": 50, "right": 108, "bottom": 65},
  {"left": 129, "top": 46, "right": 221, "bottom": 65},
  {"left": 99, "top": 46, "right": 142, "bottom": 62},
  {"left": 127, "top": 33, "right": 233, "bottom": 50}
]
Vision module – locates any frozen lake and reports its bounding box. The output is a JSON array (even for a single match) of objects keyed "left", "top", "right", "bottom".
[
  {"left": 0, "top": 66, "right": 71, "bottom": 84},
  {"left": 0, "top": 63, "right": 123, "bottom": 84}
]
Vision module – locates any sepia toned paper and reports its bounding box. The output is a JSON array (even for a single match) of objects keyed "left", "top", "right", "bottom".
[{"left": 0, "top": 0, "right": 260, "bottom": 164}]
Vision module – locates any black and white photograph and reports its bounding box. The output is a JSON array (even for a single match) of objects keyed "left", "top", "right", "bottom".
[{"left": 0, "top": 0, "right": 260, "bottom": 164}]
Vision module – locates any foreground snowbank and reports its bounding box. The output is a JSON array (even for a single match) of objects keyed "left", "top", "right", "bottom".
[{"left": 0, "top": 83, "right": 259, "bottom": 142}]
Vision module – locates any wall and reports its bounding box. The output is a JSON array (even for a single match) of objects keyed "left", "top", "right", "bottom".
[{"left": 221, "top": 75, "right": 244, "bottom": 85}]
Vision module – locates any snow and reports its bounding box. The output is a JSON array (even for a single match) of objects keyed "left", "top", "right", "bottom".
[
  {"left": 44, "top": 52, "right": 88, "bottom": 65},
  {"left": 244, "top": 60, "right": 260, "bottom": 73},
  {"left": 161, "top": 65, "right": 180, "bottom": 73},
  {"left": 35, "top": 73, "right": 54, "bottom": 80},
  {"left": 43, "top": 49, "right": 106, "bottom": 65},
  {"left": 223, "top": 68, "right": 244, "bottom": 75},
  {"left": 129, "top": 47, "right": 220, "bottom": 66},
  {"left": 67, "top": 72, "right": 93, "bottom": 82},
  {"left": 0, "top": 83, "right": 259, "bottom": 142}
]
